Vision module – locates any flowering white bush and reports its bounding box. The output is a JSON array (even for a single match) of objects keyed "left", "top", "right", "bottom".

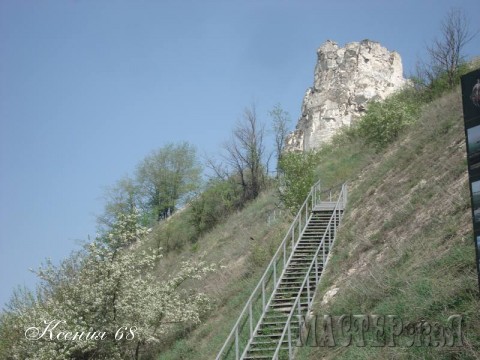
[{"left": 0, "top": 213, "right": 215, "bottom": 359}]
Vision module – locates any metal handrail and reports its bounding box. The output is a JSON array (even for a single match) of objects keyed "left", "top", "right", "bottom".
[
  {"left": 215, "top": 180, "right": 323, "bottom": 360},
  {"left": 240, "top": 200, "right": 316, "bottom": 358},
  {"left": 272, "top": 184, "right": 347, "bottom": 359},
  {"left": 238, "top": 184, "right": 347, "bottom": 358}
]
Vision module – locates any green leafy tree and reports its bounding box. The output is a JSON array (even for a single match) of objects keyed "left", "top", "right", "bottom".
[
  {"left": 278, "top": 151, "right": 319, "bottom": 213},
  {"left": 136, "top": 142, "right": 202, "bottom": 221},
  {"left": 98, "top": 176, "right": 141, "bottom": 230}
]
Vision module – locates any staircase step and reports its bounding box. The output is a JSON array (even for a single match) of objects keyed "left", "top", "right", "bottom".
[
  {"left": 251, "top": 340, "right": 289, "bottom": 347},
  {"left": 287, "top": 264, "right": 314, "bottom": 268},
  {"left": 284, "top": 266, "right": 312, "bottom": 270},
  {"left": 276, "top": 285, "right": 311, "bottom": 291},
  {"left": 248, "top": 346, "right": 290, "bottom": 352},
  {"left": 273, "top": 296, "right": 310, "bottom": 303},
  {"left": 269, "top": 303, "right": 309, "bottom": 309},
  {"left": 277, "top": 283, "right": 315, "bottom": 288},
  {"left": 281, "top": 276, "right": 315, "bottom": 281},
  {"left": 254, "top": 333, "right": 289, "bottom": 339},
  {"left": 258, "top": 325, "right": 298, "bottom": 332},
  {"left": 261, "top": 320, "right": 291, "bottom": 326}
]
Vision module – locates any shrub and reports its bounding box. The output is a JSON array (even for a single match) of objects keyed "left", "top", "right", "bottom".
[
  {"left": 278, "top": 151, "right": 320, "bottom": 213},
  {"left": 189, "top": 179, "right": 243, "bottom": 236},
  {"left": 357, "top": 90, "right": 421, "bottom": 150}
]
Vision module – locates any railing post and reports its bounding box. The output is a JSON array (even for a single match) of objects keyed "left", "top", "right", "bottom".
[
  {"left": 329, "top": 222, "right": 332, "bottom": 245},
  {"left": 292, "top": 227, "right": 295, "bottom": 248},
  {"left": 235, "top": 326, "right": 239, "bottom": 360},
  {"left": 299, "top": 211, "right": 301, "bottom": 236},
  {"left": 273, "top": 261, "right": 277, "bottom": 285},
  {"left": 249, "top": 302, "right": 253, "bottom": 337},
  {"left": 323, "top": 238, "right": 326, "bottom": 264},
  {"left": 288, "top": 321, "right": 292, "bottom": 358},
  {"left": 262, "top": 278, "right": 266, "bottom": 310},
  {"left": 283, "top": 242, "right": 286, "bottom": 267},
  {"left": 334, "top": 209, "right": 337, "bottom": 235},
  {"left": 315, "top": 257, "right": 319, "bottom": 284},
  {"left": 307, "top": 274, "right": 311, "bottom": 307},
  {"left": 306, "top": 201, "right": 308, "bottom": 225},
  {"left": 297, "top": 295, "right": 302, "bottom": 320}
]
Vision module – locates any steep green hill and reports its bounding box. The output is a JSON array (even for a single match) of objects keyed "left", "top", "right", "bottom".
[
  {"left": 295, "top": 88, "right": 480, "bottom": 359},
  {"left": 157, "top": 86, "right": 480, "bottom": 359}
]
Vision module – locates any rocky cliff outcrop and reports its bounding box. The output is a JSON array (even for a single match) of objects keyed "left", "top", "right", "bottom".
[{"left": 285, "top": 40, "right": 407, "bottom": 151}]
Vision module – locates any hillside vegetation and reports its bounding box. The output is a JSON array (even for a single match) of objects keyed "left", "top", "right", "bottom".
[
  {"left": 294, "top": 87, "right": 480, "bottom": 359},
  {"left": 147, "top": 190, "right": 292, "bottom": 359},
  {"left": 2, "top": 80, "right": 478, "bottom": 360},
  {"left": 151, "top": 66, "right": 480, "bottom": 358}
]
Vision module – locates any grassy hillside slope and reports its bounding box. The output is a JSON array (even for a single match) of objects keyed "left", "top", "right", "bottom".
[
  {"left": 154, "top": 86, "right": 479, "bottom": 360},
  {"left": 296, "top": 88, "right": 480, "bottom": 359},
  {"left": 147, "top": 190, "right": 292, "bottom": 359}
]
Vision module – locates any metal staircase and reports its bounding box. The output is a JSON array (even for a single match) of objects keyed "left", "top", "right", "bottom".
[{"left": 216, "top": 181, "right": 347, "bottom": 360}]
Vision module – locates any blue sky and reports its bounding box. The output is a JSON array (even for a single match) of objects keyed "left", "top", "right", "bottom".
[{"left": 1, "top": 0, "right": 479, "bottom": 309}]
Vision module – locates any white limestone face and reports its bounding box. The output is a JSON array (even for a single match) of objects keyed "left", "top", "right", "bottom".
[{"left": 285, "top": 40, "right": 407, "bottom": 152}]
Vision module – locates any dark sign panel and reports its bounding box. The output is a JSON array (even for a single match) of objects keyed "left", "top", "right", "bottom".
[
  {"left": 462, "top": 70, "right": 480, "bottom": 123},
  {"left": 461, "top": 68, "right": 480, "bottom": 291}
]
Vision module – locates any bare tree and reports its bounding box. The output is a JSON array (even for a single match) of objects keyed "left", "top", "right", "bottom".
[
  {"left": 203, "top": 153, "right": 229, "bottom": 180},
  {"left": 269, "top": 104, "right": 291, "bottom": 176},
  {"left": 223, "top": 104, "right": 267, "bottom": 202},
  {"left": 423, "top": 8, "right": 476, "bottom": 88}
]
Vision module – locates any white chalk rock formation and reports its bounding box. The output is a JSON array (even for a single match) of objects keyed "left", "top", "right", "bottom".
[{"left": 285, "top": 40, "right": 407, "bottom": 151}]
